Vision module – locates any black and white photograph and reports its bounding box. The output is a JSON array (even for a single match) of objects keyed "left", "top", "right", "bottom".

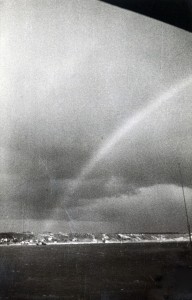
[{"left": 0, "top": 0, "right": 192, "bottom": 299}]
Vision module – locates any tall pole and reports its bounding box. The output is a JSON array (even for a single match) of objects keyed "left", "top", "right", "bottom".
[
  {"left": 22, "top": 197, "right": 24, "bottom": 233},
  {"left": 178, "top": 163, "right": 191, "bottom": 247}
]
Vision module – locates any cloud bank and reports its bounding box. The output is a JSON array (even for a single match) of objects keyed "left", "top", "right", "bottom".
[{"left": 0, "top": 0, "right": 192, "bottom": 232}]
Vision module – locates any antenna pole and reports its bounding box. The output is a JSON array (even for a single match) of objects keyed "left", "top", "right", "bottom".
[
  {"left": 22, "top": 197, "right": 24, "bottom": 233},
  {"left": 178, "top": 163, "right": 191, "bottom": 247}
]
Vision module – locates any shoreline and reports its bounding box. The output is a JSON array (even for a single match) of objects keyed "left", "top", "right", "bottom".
[{"left": 0, "top": 239, "right": 190, "bottom": 247}]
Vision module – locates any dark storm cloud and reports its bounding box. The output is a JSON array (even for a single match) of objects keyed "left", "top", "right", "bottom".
[
  {"left": 0, "top": 0, "right": 192, "bottom": 231},
  {"left": 55, "top": 185, "right": 192, "bottom": 232}
]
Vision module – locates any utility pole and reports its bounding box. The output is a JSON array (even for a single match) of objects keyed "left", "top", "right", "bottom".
[
  {"left": 178, "top": 163, "right": 191, "bottom": 247},
  {"left": 22, "top": 197, "right": 24, "bottom": 233}
]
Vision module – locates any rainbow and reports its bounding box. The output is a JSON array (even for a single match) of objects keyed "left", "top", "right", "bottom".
[{"left": 77, "top": 76, "right": 192, "bottom": 185}]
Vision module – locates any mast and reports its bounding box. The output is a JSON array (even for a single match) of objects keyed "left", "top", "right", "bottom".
[
  {"left": 178, "top": 163, "right": 191, "bottom": 247},
  {"left": 22, "top": 197, "right": 24, "bottom": 233}
]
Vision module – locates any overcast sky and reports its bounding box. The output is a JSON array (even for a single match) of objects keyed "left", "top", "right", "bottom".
[{"left": 0, "top": 0, "right": 192, "bottom": 233}]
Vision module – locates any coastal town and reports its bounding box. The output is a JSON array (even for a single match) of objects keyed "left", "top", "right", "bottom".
[{"left": 0, "top": 232, "right": 190, "bottom": 246}]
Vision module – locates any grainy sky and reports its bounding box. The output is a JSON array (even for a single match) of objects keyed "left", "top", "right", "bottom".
[{"left": 0, "top": 0, "right": 192, "bottom": 233}]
